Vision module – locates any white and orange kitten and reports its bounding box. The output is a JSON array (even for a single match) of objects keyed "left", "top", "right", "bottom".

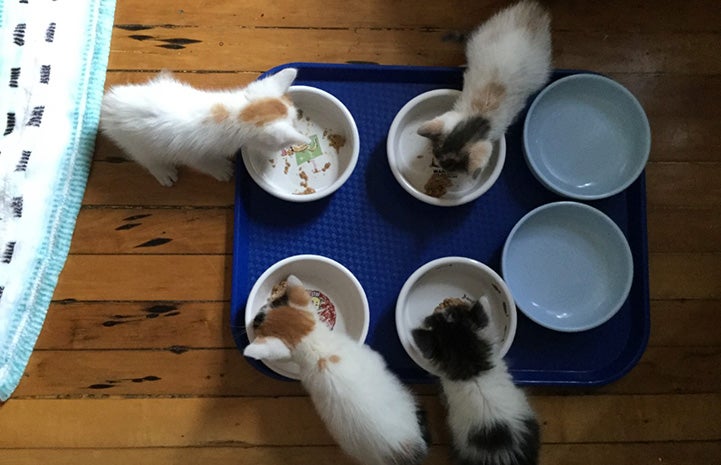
[
  {"left": 418, "top": 0, "right": 552, "bottom": 177},
  {"left": 244, "top": 275, "right": 430, "bottom": 465},
  {"left": 100, "top": 68, "right": 308, "bottom": 186}
]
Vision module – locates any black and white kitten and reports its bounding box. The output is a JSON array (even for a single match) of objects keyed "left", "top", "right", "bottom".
[
  {"left": 417, "top": 0, "right": 552, "bottom": 177},
  {"left": 412, "top": 298, "right": 540, "bottom": 465}
]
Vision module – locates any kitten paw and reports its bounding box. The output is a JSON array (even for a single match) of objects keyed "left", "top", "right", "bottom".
[
  {"left": 149, "top": 166, "right": 179, "bottom": 187},
  {"left": 206, "top": 159, "right": 234, "bottom": 182}
]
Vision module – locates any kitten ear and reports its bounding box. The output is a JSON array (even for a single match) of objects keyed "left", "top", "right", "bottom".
[
  {"left": 286, "top": 274, "right": 312, "bottom": 308},
  {"left": 467, "top": 140, "right": 493, "bottom": 178},
  {"left": 417, "top": 118, "right": 445, "bottom": 140},
  {"left": 411, "top": 328, "right": 436, "bottom": 360},
  {"left": 268, "top": 68, "right": 298, "bottom": 92},
  {"left": 286, "top": 274, "right": 303, "bottom": 289},
  {"left": 244, "top": 336, "right": 292, "bottom": 360},
  {"left": 469, "top": 299, "right": 490, "bottom": 329}
]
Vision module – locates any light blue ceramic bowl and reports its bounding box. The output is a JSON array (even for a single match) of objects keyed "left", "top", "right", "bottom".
[
  {"left": 501, "top": 202, "right": 633, "bottom": 332},
  {"left": 523, "top": 74, "right": 651, "bottom": 200}
]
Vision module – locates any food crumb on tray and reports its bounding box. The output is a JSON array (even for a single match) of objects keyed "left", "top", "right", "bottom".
[{"left": 424, "top": 171, "right": 452, "bottom": 198}]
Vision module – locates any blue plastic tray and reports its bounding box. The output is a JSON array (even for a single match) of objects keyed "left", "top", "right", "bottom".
[{"left": 230, "top": 63, "right": 650, "bottom": 386}]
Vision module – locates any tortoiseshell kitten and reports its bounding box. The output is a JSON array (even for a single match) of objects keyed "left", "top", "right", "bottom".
[{"left": 412, "top": 299, "right": 540, "bottom": 465}]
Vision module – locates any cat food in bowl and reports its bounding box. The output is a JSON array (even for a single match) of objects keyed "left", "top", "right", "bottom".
[
  {"left": 502, "top": 201, "right": 633, "bottom": 332},
  {"left": 387, "top": 89, "right": 506, "bottom": 207},
  {"left": 395, "top": 256, "right": 517, "bottom": 376},
  {"left": 242, "top": 85, "right": 360, "bottom": 202},
  {"left": 523, "top": 74, "right": 651, "bottom": 200},
  {"left": 245, "top": 254, "right": 369, "bottom": 379}
]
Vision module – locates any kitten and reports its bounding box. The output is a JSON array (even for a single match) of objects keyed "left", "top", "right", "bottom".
[
  {"left": 100, "top": 68, "right": 308, "bottom": 186},
  {"left": 418, "top": 0, "right": 552, "bottom": 177},
  {"left": 244, "top": 275, "right": 430, "bottom": 465},
  {"left": 412, "top": 298, "right": 540, "bottom": 465}
]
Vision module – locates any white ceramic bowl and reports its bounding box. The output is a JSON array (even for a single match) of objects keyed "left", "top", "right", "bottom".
[
  {"left": 245, "top": 255, "right": 370, "bottom": 379},
  {"left": 523, "top": 74, "right": 651, "bottom": 200},
  {"left": 396, "top": 256, "right": 517, "bottom": 376},
  {"left": 242, "top": 86, "right": 360, "bottom": 202},
  {"left": 502, "top": 202, "right": 634, "bottom": 332},
  {"left": 387, "top": 89, "right": 506, "bottom": 207}
]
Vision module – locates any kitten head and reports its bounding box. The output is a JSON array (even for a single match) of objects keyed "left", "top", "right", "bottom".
[
  {"left": 243, "top": 275, "right": 317, "bottom": 361},
  {"left": 241, "top": 68, "right": 310, "bottom": 151},
  {"left": 417, "top": 112, "right": 493, "bottom": 178},
  {"left": 411, "top": 299, "right": 495, "bottom": 381}
]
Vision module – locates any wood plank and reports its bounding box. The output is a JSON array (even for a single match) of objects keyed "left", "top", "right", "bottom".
[
  {"left": 35, "top": 299, "right": 721, "bottom": 351},
  {"left": 647, "top": 208, "right": 721, "bottom": 253},
  {"left": 646, "top": 163, "right": 721, "bottom": 209},
  {"left": 36, "top": 301, "right": 232, "bottom": 350},
  {"left": 84, "top": 162, "right": 235, "bottom": 207},
  {"left": 111, "top": 0, "right": 721, "bottom": 32},
  {"left": 14, "top": 349, "right": 307, "bottom": 399},
  {"left": 649, "top": 253, "right": 721, "bottom": 300},
  {"left": 14, "top": 346, "right": 721, "bottom": 398},
  {"left": 107, "top": 28, "right": 466, "bottom": 72},
  {"left": 53, "top": 255, "right": 230, "bottom": 301},
  {"left": 2, "top": 442, "right": 719, "bottom": 465},
  {"left": 1, "top": 395, "right": 720, "bottom": 447},
  {"left": 70, "top": 208, "right": 232, "bottom": 255},
  {"left": 650, "top": 300, "right": 721, "bottom": 346},
  {"left": 107, "top": 26, "right": 721, "bottom": 74}
]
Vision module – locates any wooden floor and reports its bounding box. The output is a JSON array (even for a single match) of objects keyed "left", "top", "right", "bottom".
[{"left": 2, "top": 0, "right": 721, "bottom": 463}]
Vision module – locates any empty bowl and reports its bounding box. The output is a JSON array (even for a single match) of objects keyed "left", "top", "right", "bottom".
[
  {"left": 501, "top": 201, "right": 634, "bottom": 332},
  {"left": 387, "top": 89, "right": 506, "bottom": 207},
  {"left": 523, "top": 74, "right": 651, "bottom": 200},
  {"left": 245, "top": 254, "right": 369, "bottom": 379},
  {"left": 396, "top": 256, "right": 517, "bottom": 376},
  {"left": 242, "top": 85, "right": 360, "bottom": 202}
]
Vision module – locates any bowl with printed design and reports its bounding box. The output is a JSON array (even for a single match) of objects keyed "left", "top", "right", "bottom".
[
  {"left": 244, "top": 254, "right": 370, "bottom": 379},
  {"left": 242, "top": 86, "right": 360, "bottom": 202}
]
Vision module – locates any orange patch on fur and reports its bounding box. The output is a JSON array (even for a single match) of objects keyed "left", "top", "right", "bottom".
[
  {"left": 418, "top": 119, "right": 444, "bottom": 138},
  {"left": 317, "top": 358, "right": 328, "bottom": 370},
  {"left": 329, "top": 355, "right": 341, "bottom": 364},
  {"left": 254, "top": 306, "right": 315, "bottom": 348},
  {"left": 471, "top": 81, "right": 506, "bottom": 114},
  {"left": 287, "top": 284, "right": 311, "bottom": 308},
  {"left": 210, "top": 103, "right": 230, "bottom": 123},
  {"left": 239, "top": 98, "right": 288, "bottom": 126}
]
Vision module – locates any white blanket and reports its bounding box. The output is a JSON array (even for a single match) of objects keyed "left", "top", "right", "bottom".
[{"left": 0, "top": 0, "right": 116, "bottom": 400}]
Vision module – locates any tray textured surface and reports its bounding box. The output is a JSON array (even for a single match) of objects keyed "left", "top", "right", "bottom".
[{"left": 231, "top": 63, "right": 650, "bottom": 385}]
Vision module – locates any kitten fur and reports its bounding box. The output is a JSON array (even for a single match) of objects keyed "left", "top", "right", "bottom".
[
  {"left": 100, "top": 68, "right": 308, "bottom": 186},
  {"left": 244, "top": 275, "right": 430, "bottom": 465},
  {"left": 417, "top": 0, "right": 552, "bottom": 177},
  {"left": 412, "top": 298, "right": 540, "bottom": 465}
]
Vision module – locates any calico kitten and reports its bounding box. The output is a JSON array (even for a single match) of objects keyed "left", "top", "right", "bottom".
[
  {"left": 245, "top": 275, "right": 430, "bottom": 465},
  {"left": 418, "top": 0, "right": 552, "bottom": 177},
  {"left": 412, "top": 298, "right": 540, "bottom": 465},
  {"left": 100, "top": 68, "right": 308, "bottom": 186}
]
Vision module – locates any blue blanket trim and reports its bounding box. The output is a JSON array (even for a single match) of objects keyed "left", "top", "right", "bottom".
[{"left": 0, "top": 0, "right": 117, "bottom": 401}]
